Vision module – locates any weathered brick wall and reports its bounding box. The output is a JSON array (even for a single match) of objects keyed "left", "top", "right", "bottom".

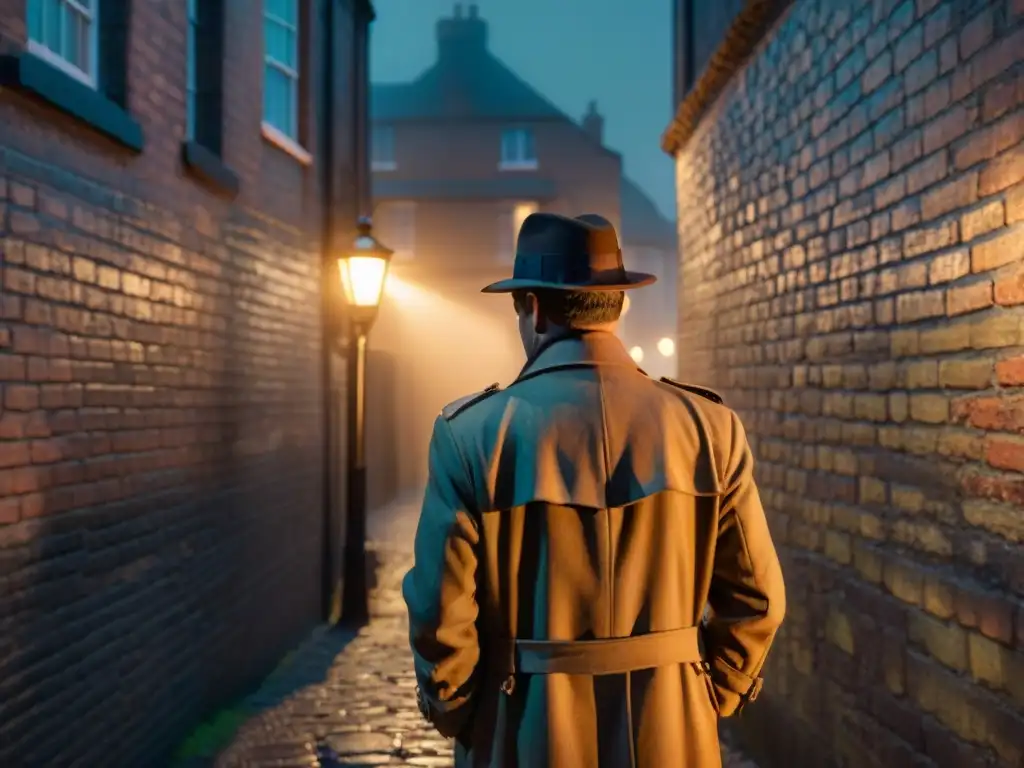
[
  {"left": 674, "top": 0, "right": 1024, "bottom": 765},
  {"left": 0, "top": 0, "right": 362, "bottom": 765}
]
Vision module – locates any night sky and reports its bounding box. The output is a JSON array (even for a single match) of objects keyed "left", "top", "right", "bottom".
[{"left": 369, "top": 0, "right": 676, "bottom": 221}]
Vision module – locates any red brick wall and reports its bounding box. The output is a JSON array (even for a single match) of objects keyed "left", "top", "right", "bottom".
[
  {"left": 673, "top": 0, "right": 1024, "bottom": 765},
  {"left": 0, "top": 0, "right": 365, "bottom": 764}
]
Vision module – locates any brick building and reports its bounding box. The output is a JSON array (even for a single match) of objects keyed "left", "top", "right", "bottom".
[
  {"left": 0, "top": 0, "right": 374, "bottom": 764},
  {"left": 367, "top": 3, "right": 670, "bottom": 502},
  {"left": 618, "top": 174, "right": 678, "bottom": 380},
  {"left": 666, "top": 0, "right": 1024, "bottom": 766}
]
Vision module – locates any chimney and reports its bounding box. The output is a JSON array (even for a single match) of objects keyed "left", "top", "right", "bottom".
[
  {"left": 436, "top": 3, "right": 488, "bottom": 61},
  {"left": 582, "top": 100, "right": 604, "bottom": 144}
]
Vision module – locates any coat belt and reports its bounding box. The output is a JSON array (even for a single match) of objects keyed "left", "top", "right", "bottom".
[{"left": 494, "top": 626, "right": 702, "bottom": 684}]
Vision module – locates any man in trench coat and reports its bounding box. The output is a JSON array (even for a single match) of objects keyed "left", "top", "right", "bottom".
[{"left": 402, "top": 212, "right": 786, "bottom": 767}]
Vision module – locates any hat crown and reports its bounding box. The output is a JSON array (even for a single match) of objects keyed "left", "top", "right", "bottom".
[
  {"left": 480, "top": 212, "right": 656, "bottom": 293},
  {"left": 515, "top": 212, "right": 620, "bottom": 258}
]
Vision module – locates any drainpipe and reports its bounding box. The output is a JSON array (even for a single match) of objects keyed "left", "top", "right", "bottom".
[
  {"left": 321, "top": 0, "right": 377, "bottom": 625},
  {"left": 339, "top": 0, "right": 375, "bottom": 624},
  {"left": 320, "top": 0, "right": 338, "bottom": 624}
]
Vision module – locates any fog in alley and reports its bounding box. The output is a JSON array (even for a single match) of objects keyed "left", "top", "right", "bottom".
[
  {"left": 363, "top": 1, "right": 681, "bottom": 512},
  {"left": 2, "top": 0, "right": 1022, "bottom": 764}
]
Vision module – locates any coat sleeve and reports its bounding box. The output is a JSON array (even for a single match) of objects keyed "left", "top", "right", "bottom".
[
  {"left": 401, "top": 415, "right": 481, "bottom": 738},
  {"left": 704, "top": 411, "right": 786, "bottom": 717}
]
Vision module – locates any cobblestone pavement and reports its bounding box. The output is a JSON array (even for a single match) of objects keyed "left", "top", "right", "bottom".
[
  {"left": 213, "top": 494, "right": 762, "bottom": 767},
  {"left": 214, "top": 544, "right": 449, "bottom": 768}
]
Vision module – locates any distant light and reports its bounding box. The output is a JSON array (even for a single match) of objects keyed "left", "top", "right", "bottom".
[
  {"left": 629, "top": 346, "right": 644, "bottom": 364},
  {"left": 513, "top": 202, "right": 538, "bottom": 235},
  {"left": 621, "top": 295, "right": 631, "bottom": 316},
  {"left": 657, "top": 337, "right": 676, "bottom": 357}
]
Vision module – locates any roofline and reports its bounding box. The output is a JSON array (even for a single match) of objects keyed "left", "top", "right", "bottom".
[
  {"left": 374, "top": 193, "right": 560, "bottom": 204},
  {"left": 373, "top": 189, "right": 561, "bottom": 204},
  {"left": 371, "top": 113, "right": 623, "bottom": 161},
  {"left": 623, "top": 236, "right": 677, "bottom": 250},
  {"left": 661, "top": 0, "right": 792, "bottom": 155},
  {"left": 370, "top": 114, "right": 570, "bottom": 124}
]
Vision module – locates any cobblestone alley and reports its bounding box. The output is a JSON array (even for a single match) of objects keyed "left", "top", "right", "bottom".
[{"left": 210, "top": 496, "right": 761, "bottom": 768}]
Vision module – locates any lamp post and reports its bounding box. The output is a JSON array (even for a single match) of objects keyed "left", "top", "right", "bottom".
[{"left": 338, "top": 216, "right": 394, "bottom": 624}]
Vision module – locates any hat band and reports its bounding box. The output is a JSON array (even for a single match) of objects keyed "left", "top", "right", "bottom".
[{"left": 512, "top": 250, "right": 626, "bottom": 285}]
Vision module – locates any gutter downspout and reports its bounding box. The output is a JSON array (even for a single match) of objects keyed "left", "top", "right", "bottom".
[
  {"left": 322, "top": 0, "right": 375, "bottom": 625},
  {"left": 320, "top": 0, "right": 339, "bottom": 624}
]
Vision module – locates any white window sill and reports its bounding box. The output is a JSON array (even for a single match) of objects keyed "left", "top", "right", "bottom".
[
  {"left": 499, "top": 160, "right": 538, "bottom": 171},
  {"left": 261, "top": 122, "right": 312, "bottom": 165},
  {"left": 26, "top": 40, "right": 96, "bottom": 89},
  {"left": 372, "top": 161, "right": 397, "bottom": 171}
]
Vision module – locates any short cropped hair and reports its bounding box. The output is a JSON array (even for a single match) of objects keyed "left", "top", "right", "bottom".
[{"left": 511, "top": 288, "right": 625, "bottom": 327}]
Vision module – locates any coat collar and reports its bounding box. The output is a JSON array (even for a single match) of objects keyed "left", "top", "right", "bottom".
[{"left": 514, "top": 330, "right": 644, "bottom": 384}]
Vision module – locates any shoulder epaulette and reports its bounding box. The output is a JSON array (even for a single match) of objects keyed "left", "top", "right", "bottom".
[
  {"left": 660, "top": 377, "right": 724, "bottom": 405},
  {"left": 442, "top": 383, "right": 501, "bottom": 421}
]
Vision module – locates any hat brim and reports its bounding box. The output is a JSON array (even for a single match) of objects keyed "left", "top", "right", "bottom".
[{"left": 481, "top": 271, "right": 657, "bottom": 294}]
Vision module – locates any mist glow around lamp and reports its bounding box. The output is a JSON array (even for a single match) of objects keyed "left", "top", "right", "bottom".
[
  {"left": 339, "top": 217, "right": 394, "bottom": 625},
  {"left": 657, "top": 337, "right": 676, "bottom": 357}
]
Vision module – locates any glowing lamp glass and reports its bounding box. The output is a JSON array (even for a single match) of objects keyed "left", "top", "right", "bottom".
[
  {"left": 339, "top": 255, "right": 389, "bottom": 308},
  {"left": 629, "top": 346, "right": 644, "bottom": 364},
  {"left": 657, "top": 337, "right": 676, "bottom": 357}
]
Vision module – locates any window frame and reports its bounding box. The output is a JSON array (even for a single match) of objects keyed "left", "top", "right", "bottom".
[
  {"left": 261, "top": 0, "right": 310, "bottom": 163},
  {"left": 499, "top": 128, "right": 538, "bottom": 171},
  {"left": 180, "top": 0, "right": 237, "bottom": 194},
  {"left": 26, "top": 0, "right": 100, "bottom": 89},
  {"left": 184, "top": 0, "right": 227, "bottom": 153},
  {"left": 371, "top": 124, "right": 396, "bottom": 171}
]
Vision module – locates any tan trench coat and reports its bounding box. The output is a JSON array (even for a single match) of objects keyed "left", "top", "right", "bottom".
[{"left": 402, "top": 331, "right": 785, "bottom": 768}]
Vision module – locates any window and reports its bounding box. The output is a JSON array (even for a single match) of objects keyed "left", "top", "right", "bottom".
[
  {"left": 180, "top": 0, "right": 235, "bottom": 192},
  {"left": 371, "top": 125, "right": 396, "bottom": 171},
  {"left": 26, "top": 0, "right": 99, "bottom": 88},
  {"left": 185, "top": 0, "right": 198, "bottom": 140},
  {"left": 500, "top": 128, "right": 537, "bottom": 170},
  {"left": 263, "top": 0, "right": 302, "bottom": 147},
  {"left": 377, "top": 202, "right": 416, "bottom": 261},
  {"left": 497, "top": 202, "right": 538, "bottom": 261},
  {"left": 184, "top": 0, "right": 225, "bottom": 151},
  {"left": 6, "top": 0, "right": 141, "bottom": 151}
]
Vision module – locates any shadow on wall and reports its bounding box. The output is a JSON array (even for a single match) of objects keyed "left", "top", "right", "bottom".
[
  {"left": 0, "top": 205, "right": 325, "bottom": 766},
  {"left": 366, "top": 270, "right": 525, "bottom": 501}
]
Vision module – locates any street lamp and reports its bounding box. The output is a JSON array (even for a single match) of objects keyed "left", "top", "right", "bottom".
[
  {"left": 657, "top": 337, "right": 676, "bottom": 357},
  {"left": 629, "top": 346, "right": 644, "bottom": 364},
  {"left": 339, "top": 216, "right": 394, "bottom": 624}
]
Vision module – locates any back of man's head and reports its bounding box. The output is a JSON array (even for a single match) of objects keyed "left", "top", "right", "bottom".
[{"left": 512, "top": 289, "right": 624, "bottom": 329}]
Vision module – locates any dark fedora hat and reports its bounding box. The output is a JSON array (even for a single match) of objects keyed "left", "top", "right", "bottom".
[{"left": 481, "top": 212, "right": 657, "bottom": 293}]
